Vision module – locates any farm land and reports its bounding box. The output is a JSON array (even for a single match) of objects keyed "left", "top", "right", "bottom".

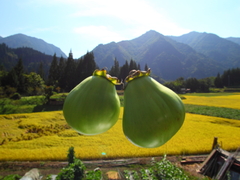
[{"left": 0, "top": 92, "right": 240, "bottom": 178}]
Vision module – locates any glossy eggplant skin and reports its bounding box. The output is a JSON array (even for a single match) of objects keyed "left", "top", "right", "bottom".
[
  {"left": 123, "top": 75, "right": 185, "bottom": 148},
  {"left": 63, "top": 73, "right": 120, "bottom": 135}
]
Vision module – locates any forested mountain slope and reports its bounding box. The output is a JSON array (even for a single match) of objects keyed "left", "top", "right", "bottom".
[
  {"left": 0, "top": 34, "right": 67, "bottom": 58},
  {"left": 93, "top": 30, "right": 226, "bottom": 80}
]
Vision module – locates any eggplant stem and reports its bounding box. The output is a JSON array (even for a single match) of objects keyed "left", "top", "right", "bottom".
[
  {"left": 93, "top": 69, "right": 122, "bottom": 85},
  {"left": 123, "top": 68, "right": 151, "bottom": 89},
  {"left": 125, "top": 68, "right": 151, "bottom": 83}
]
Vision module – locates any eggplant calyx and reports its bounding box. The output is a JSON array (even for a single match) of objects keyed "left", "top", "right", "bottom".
[
  {"left": 93, "top": 69, "right": 122, "bottom": 85},
  {"left": 125, "top": 68, "right": 151, "bottom": 83},
  {"left": 123, "top": 68, "right": 151, "bottom": 90}
]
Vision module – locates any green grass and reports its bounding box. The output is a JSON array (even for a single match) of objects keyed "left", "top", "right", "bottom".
[
  {"left": 185, "top": 104, "right": 240, "bottom": 120},
  {"left": 0, "top": 96, "right": 47, "bottom": 114},
  {"left": 50, "top": 93, "right": 67, "bottom": 100},
  {"left": 0, "top": 94, "right": 122, "bottom": 114},
  {"left": 1, "top": 92, "right": 239, "bottom": 117},
  {"left": 0, "top": 174, "right": 21, "bottom": 180},
  {"left": 0, "top": 96, "right": 45, "bottom": 106}
]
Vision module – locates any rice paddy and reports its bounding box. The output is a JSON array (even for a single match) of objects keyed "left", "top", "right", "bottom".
[{"left": 0, "top": 93, "right": 239, "bottom": 161}]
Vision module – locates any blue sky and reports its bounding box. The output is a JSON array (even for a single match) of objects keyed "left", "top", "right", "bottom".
[{"left": 1, "top": 0, "right": 240, "bottom": 58}]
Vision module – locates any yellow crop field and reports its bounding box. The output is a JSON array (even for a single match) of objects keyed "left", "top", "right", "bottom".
[
  {"left": 182, "top": 93, "right": 240, "bottom": 109},
  {"left": 0, "top": 106, "right": 240, "bottom": 161}
]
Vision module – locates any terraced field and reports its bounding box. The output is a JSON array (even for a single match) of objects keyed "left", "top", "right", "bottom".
[{"left": 0, "top": 93, "right": 240, "bottom": 161}]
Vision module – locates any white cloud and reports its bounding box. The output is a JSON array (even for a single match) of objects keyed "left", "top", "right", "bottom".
[
  {"left": 31, "top": 0, "right": 191, "bottom": 39},
  {"left": 69, "top": 0, "right": 191, "bottom": 36}
]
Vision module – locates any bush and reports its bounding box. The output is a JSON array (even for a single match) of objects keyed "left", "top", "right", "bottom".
[
  {"left": 85, "top": 170, "right": 102, "bottom": 180},
  {"left": 67, "top": 146, "right": 75, "bottom": 165},
  {"left": 151, "top": 155, "right": 189, "bottom": 179},
  {"left": 44, "top": 86, "right": 54, "bottom": 103},
  {"left": 0, "top": 174, "right": 21, "bottom": 180},
  {"left": 56, "top": 159, "right": 86, "bottom": 180},
  {"left": 10, "top": 93, "right": 21, "bottom": 100},
  {"left": 5, "top": 86, "right": 17, "bottom": 97},
  {"left": 56, "top": 147, "right": 86, "bottom": 180}
]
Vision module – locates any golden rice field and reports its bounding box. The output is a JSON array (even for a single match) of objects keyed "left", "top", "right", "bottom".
[
  {"left": 0, "top": 93, "right": 240, "bottom": 161},
  {"left": 183, "top": 93, "right": 240, "bottom": 109}
]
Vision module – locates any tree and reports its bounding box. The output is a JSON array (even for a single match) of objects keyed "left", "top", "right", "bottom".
[
  {"left": 57, "top": 147, "right": 85, "bottom": 180},
  {"left": 24, "top": 72, "right": 45, "bottom": 95},
  {"left": 129, "top": 59, "right": 138, "bottom": 71},
  {"left": 119, "top": 61, "right": 129, "bottom": 81},
  {"left": 75, "top": 57, "right": 84, "bottom": 85},
  {"left": 164, "top": 81, "right": 179, "bottom": 92},
  {"left": 7, "top": 68, "right": 18, "bottom": 87},
  {"left": 0, "top": 69, "right": 8, "bottom": 87},
  {"left": 81, "top": 51, "right": 97, "bottom": 80},
  {"left": 199, "top": 79, "right": 210, "bottom": 92},
  {"left": 137, "top": 63, "right": 141, "bottom": 70},
  {"left": 109, "top": 58, "right": 120, "bottom": 77},
  {"left": 227, "top": 68, "right": 240, "bottom": 87},
  {"left": 58, "top": 56, "right": 66, "bottom": 90},
  {"left": 218, "top": 68, "right": 240, "bottom": 87},
  {"left": 48, "top": 53, "right": 59, "bottom": 86},
  {"left": 75, "top": 51, "right": 97, "bottom": 85},
  {"left": 67, "top": 146, "right": 75, "bottom": 165},
  {"left": 163, "top": 77, "right": 185, "bottom": 93},
  {"left": 62, "top": 51, "right": 77, "bottom": 91},
  {"left": 6, "top": 58, "right": 25, "bottom": 93},
  {"left": 15, "top": 58, "right": 25, "bottom": 92},
  {"left": 175, "top": 77, "right": 185, "bottom": 86},
  {"left": 221, "top": 69, "right": 231, "bottom": 87},
  {"left": 185, "top": 78, "right": 199, "bottom": 92},
  {"left": 38, "top": 61, "right": 45, "bottom": 81},
  {"left": 144, "top": 64, "right": 149, "bottom": 71},
  {"left": 214, "top": 73, "right": 223, "bottom": 88}
]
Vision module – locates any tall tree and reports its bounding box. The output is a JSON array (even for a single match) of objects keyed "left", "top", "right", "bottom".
[
  {"left": 185, "top": 78, "right": 199, "bottom": 92},
  {"left": 48, "top": 53, "right": 59, "bottom": 86},
  {"left": 38, "top": 61, "right": 45, "bottom": 81},
  {"left": 109, "top": 58, "right": 120, "bottom": 77},
  {"left": 222, "top": 69, "right": 230, "bottom": 87},
  {"left": 232, "top": 68, "right": 240, "bottom": 86},
  {"left": 63, "top": 51, "right": 77, "bottom": 91},
  {"left": 81, "top": 51, "right": 97, "bottom": 80},
  {"left": 58, "top": 56, "right": 66, "bottom": 89},
  {"left": 199, "top": 79, "right": 210, "bottom": 92},
  {"left": 0, "top": 69, "right": 8, "bottom": 87},
  {"left": 220, "top": 68, "right": 240, "bottom": 87},
  {"left": 7, "top": 68, "right": 18, "bottom": 87},
  {"left": 137, "top": 63, "right": 141, "bottom": 70},
  {"left": 144, "top": 64, "right": 149, "bottom": 71},
  {"left": 214, "top": 73, "right": 223, "bottom": 88},
  {"left": 75, "top": 57, "right": 84, "bottom": 85},
  {"left": 129, "top": 59, "right": 137, "bottom": 71},
  {"left": 13, "top": 58, "right": 25, "bottom": 92},
  {"left": 119, "top": 61, "right": 129, "bottom": 81}
]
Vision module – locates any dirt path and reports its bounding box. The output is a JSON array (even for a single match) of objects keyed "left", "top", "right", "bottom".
[{"left": 0, "top": 156, "right": 206, "bottom": 179}]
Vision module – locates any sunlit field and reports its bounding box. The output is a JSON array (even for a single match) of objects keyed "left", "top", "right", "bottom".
[
  {"left": 182, "top": 93, "right": 240, "bottom": 109},
  {"left": 1, "top": 94, "right": 240, "bottom": 161}
]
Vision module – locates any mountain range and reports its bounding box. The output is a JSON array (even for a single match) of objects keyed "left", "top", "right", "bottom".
[
  {"left": 0, "top": 30, "right": 240, "bottom": 81},
  {"left": 0, "top": 34, "right": 67, "bottom": 58},
  {"left": 168, "top": 31, "right": 240, "bottom": 68},
  {"left": 93, "top": 30, "right": 240, "bottom": 80}
]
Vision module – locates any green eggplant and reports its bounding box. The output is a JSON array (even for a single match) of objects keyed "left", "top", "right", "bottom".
[
  {"left": 63, "top": 69, "right": 121, "bottom": 135},
  {"left": 123, "top": 69, "right": 185, "bottom": 148}
]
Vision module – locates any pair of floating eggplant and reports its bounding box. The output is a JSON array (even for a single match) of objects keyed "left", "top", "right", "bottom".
[{"left": 63, "top": 69, "right": 185, "bottom": 148}]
